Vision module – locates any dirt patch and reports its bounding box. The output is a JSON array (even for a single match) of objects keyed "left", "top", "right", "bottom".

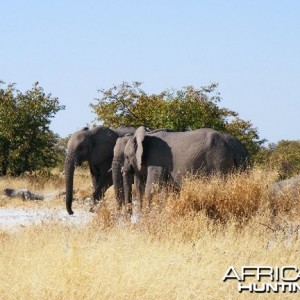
[{"left": 0, "top": 208, "right": 93, "bottom": 231}]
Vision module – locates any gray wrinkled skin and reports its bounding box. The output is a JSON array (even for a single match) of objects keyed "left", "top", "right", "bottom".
[
  {"left": 112, "top": 135, "right": 134, "bottom": 208},
  {"left": 112, "top": 129, "right": 172, "bottom": 209},
  {"left": 65, "top": 126, "right": 135, "bottom": 215},
  {"left": 122, "top": 126, "right": 249, "bottom": 208}
]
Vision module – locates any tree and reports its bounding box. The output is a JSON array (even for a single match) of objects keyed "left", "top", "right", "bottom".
[
  {"left": 225, "top": 117, "right": 265, "bottom": 161},
  {"left": 257, "top": 140, "right": 300, "bottom": 179},
  {"left": 0, "top": 83, "right": 14, "bottom": 175},
  {"left": 54, "top": 135, "right": 70, "bottom": 170},
  {"left": 91, "top": 82, "right": 264, "bottom": 158},
  {"left": 0, "top": 81, "right": 65, "bottom": 175}
]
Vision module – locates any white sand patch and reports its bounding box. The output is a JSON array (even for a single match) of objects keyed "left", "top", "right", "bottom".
[{"left": 0, "top": 208, "right": 93, "bottom": 231}]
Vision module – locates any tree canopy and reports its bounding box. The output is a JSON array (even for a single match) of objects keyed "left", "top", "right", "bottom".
[
  {"left": 0, "top": 81, "right": 65, "bottom": 175},
  {"left": 91, "top": 81, "right": 265, "bottom": 158},
  {"left": 256, "top": 140, "right": 300, "bottom": 179},
  {"left": 1, "top": 80, "right": 297, "bottom": 177}
]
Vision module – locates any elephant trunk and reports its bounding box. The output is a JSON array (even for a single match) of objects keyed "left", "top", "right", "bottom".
[
  {"left": 112, "top": 157, "right": 125, "bottom": 208},
  {"left": 65, "top": 150, "right": 76, "bottom": 215}
]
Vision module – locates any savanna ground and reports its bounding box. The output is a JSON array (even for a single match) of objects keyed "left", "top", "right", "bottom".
[{"left": 1, "top": 168, "right": 300, "bottom": 299}]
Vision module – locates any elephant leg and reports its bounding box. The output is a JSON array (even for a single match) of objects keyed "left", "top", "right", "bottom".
[
  {"left": 93, "top": 183, "right": 102, "bottom": 202},
  {"left": 134, "top": 174, "right": 146, "bottom": 210},
  {"left": 91, "top": 161, "right": 113, "bottom": 202},
  {"left": 90, "top": 176, "right": 100, "bottom": 202},
  {"left": 94, "top": 173, "right": 113, "bottom": 201},
  {"left": 91, "top": 171, "right": 103, "bottom": 202},
  {"left": 89, "top": 174, "right": 113, "bottom": 213},
  {"left": 90, "top": 166, "right": 101, "bottom": 202},
  {"left": 89, "top": 172, "right": 101, "bottom": 213},
  {"left": 144, "top": 166, "right": 165, "bottom": 208},
  {"left": 123, "top": 171, "right": 134, "bottom": 215}
]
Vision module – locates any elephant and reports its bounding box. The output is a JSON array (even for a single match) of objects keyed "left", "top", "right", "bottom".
[
  {"left": 122, "top": 126, "right": 249, "bottom": 208},
  {"left": 112, "top": 131, "right": 177, "bottom": 209},
  {"left": 112, "top": 128, "right": 174, "bottom": 209},
  {"left": 65, "top": 126, "right": 136, "bottom": 215},
  {"left": 112, "top": 135, "right": 135, "bottom": 209}
]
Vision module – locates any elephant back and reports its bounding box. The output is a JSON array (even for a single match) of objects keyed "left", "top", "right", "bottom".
[{"left": 146, "top": 128, "right": 248, "bottom": 174}]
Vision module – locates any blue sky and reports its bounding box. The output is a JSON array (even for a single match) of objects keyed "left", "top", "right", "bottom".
[{"left": 1, "top": 1, "right": 299, "bottom": 143}]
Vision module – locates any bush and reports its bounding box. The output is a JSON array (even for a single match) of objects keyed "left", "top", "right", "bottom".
[
  {"left": 0, "top": 81, "right": 65, "bottom": 175},
  {"left": 256, "top": 140, "right": 300, "bottom": 179}
]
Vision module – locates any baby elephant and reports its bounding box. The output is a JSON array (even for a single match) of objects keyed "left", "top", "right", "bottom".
[{"left": 116, "top": 126, "right": 249, "bottom": 210}]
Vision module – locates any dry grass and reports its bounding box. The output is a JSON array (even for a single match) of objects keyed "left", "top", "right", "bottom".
[
  {"left": 0, "top": 168, "right": 92, "bottom": 210},
  {"left": 1, "top": 168, "right": 300, "bottom": 299}
]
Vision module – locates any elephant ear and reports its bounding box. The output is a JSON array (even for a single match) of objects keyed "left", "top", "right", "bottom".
[{"left": 134, "top": 126, "right": 146, "bottom": 171}]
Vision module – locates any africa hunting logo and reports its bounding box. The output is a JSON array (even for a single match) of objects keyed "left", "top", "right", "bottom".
[{"left": 223, "top": 266, "right": 300, "bottom": 293}]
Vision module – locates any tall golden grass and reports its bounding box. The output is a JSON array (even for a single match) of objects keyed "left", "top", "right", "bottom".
[{"left": 1, "top": 168, "right": 300, "bottom": 299}]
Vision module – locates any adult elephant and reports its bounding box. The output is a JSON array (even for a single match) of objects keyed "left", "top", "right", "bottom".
[
  {"left": 112, "top": 130, "right": 172, "bottom": 208},
  {"left": 65, "top": 126, "right": 135, "bottom": 215},
  {"left": 122, "top": 126, "right": 249, "bottom": 208}
]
